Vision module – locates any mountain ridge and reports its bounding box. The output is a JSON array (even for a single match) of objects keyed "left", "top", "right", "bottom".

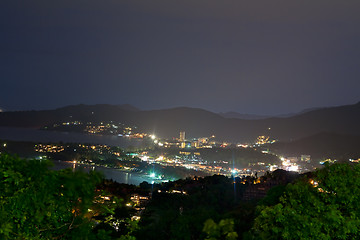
[
  {"left": 270, "top": 132, "right": 360, "bottom": 159},
  {"left": 0, "top": 102, "right": 359, "bottom": 142}
]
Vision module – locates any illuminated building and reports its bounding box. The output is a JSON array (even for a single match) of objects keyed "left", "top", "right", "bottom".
[
  {"left": 179, "top": 131, "right": 185, "bottom": 142},
  {"left": 191, "top": 141, "right": 199, "bottom": 148},
  {"left": 301, "top": 155, "right": 311, "bottom": 163},
  {"left": 34, "top": 144, "right": 65, "bottom": 153},
  {"left": 256, "top": 135, "right": 269, "bottom": 145}
]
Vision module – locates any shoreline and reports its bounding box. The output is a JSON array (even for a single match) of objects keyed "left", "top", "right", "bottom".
[{"left": 52, "top": 160, "right": 167, "bottom": 185}]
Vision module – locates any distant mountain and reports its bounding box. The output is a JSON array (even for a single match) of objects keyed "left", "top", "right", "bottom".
[
  {"left": 0, "top": 102, "right": 359, "bottom": 142},
  {"left": 220, "top": 107, "right": 325, "bottom": 120},
  {"left": 219, "top": 112, "right": 270, "bottom": 120},
  {"left": 117, "top": 104, "right": 140, "bottom": 112},
  {"left": 276, "top": 107, "right": 325, "bottom": 118},
  {"left": 270, "top": 132, "right": 360, "bottom": 160}
]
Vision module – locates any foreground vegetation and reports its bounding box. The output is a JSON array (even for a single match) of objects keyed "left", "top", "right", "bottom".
[
  {"left": 1, "top": 153, "right": 360, "bottom": 239},
  {"left": 251, "top": 162, "right": 360, "bottom": 239},
  {"left": 0, "top": 153, "right": 137, "bottom": 239}
]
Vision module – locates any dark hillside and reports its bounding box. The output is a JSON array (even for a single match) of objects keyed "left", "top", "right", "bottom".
[{"left": 0, "top": 102, "right": 359, "bottom": 142}]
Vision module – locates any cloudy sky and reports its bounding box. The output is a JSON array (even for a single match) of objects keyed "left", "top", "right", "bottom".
[{"left": 1, "top": 0, "right": 360, "bottom": 114}]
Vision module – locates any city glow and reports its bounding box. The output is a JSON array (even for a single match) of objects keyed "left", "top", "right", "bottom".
[{"left": 288, "top": 165, "right": 299, "bottom": 172}]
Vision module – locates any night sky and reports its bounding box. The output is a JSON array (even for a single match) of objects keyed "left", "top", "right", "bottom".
[{"left": 1, "top": 1, "right": 360, "bottom": 115}]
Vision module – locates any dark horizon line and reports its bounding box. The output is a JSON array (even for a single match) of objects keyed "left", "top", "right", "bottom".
[{"left": 1, "top": 100, "right": 359, "bottom": 117}]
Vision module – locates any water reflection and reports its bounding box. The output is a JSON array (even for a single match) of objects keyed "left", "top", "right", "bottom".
[{"left": 52, "top": 160, "right": 152, "bottom": 185}]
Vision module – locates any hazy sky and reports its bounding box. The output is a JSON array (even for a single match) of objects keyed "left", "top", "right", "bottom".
[{"left": 1, "top": 1, "right": 360, "bottom": 115}]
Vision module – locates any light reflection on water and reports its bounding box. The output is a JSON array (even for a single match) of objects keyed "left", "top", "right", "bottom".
[
  {"left": 52, "top": 160, "right": 153, "bottom": 186},
  {"left": 0, "top": 127, "right": 160, "bottom": 185}
]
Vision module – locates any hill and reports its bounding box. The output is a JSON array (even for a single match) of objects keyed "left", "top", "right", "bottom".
[
  {"left": 0, "top": 102, "right": 359, "bottom": 142},
  {"left": 218, "top": 112, "right": 269, "bottom": 120},
  {"left": 270, "top": 132, "right": 360, "bottom": 160},
  {"left": 117, "top": 104, "right": 140, "bottom": 112}
]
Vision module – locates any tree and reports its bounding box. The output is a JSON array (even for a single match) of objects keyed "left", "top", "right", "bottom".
[
  {"left": 251, "top": 163, "right": 360, "bottom": 239},
  {"left": 0, "top": 153, "right": 134, "bottom": 239},
  {"left": 203, "top": 218, "right": 238, "bottom": 240}
]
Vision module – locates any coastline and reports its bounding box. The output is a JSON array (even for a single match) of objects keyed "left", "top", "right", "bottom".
[{"left": 51, "top": 160, "right": 166, "bottom": 185}]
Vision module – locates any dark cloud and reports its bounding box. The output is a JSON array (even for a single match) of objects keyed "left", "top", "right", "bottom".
[{"left": 1, "top": 1, "right": 360, "bottom": 114}]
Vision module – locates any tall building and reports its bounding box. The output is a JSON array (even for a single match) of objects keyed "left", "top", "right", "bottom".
[{"left": 179, "top": 131, "right": 185, "bottom": 142}]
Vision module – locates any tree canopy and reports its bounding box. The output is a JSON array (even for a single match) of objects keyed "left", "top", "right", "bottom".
[
  {"left": 251, "top": 163, "right": 360, "bottom": 240},
  {"left": 0, "top": 153, "right": 134, "bottom": 239}
]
